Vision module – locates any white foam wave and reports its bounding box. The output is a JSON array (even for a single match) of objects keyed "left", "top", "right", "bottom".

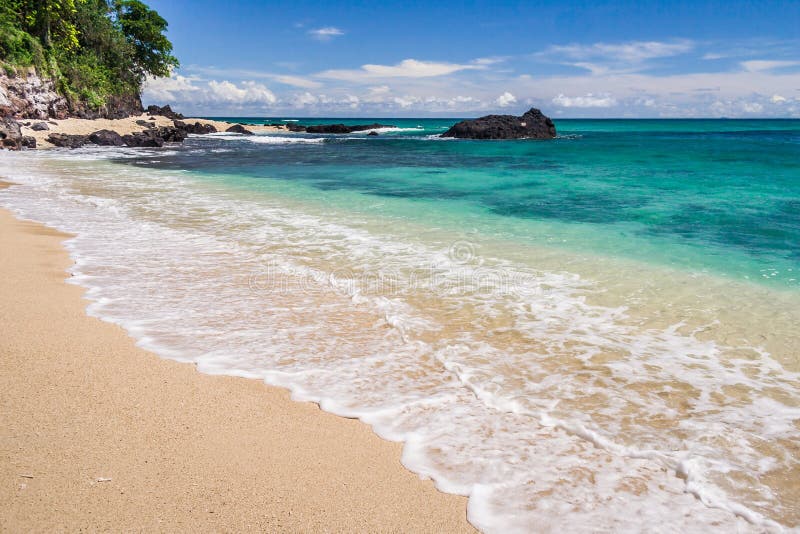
[{"left": 0, "top": 150, "right": 795, "bottom": 533}]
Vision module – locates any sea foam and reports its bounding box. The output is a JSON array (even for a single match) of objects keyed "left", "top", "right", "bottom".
[{"left": 1, "top": 148, "right": 797, "bottom": 533}]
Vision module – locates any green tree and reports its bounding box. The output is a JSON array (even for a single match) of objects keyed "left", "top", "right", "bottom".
[
  {"left": 18, "top": 0, "right": 81, "bottom": 50},
  {"left": 114, "top": 0, "right": 178, "bottom": 81}
]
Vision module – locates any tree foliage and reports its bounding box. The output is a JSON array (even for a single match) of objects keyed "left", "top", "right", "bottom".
[{"left": 0, "top": 0, "right": 177, "bottom": 109}]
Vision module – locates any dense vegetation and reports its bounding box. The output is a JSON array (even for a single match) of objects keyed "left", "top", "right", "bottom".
[{"left": 0, "top": 0, "right": 177, "bottom": 110}]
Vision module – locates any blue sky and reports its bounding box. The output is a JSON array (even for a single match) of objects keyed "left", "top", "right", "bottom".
[{"left": 142, "top": 0, "right": 800, "bottom": 117}]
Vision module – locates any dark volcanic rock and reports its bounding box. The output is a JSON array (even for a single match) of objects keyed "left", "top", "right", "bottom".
[
  {"left": 88, "top": 129, "right": 124, "bottom": 146},
  {"left": 441, "top": 108, "right": 556, "bottom": 139},
  {"left": 304, "top": 123, "right": 394, "bottom": 134},
  {"left": 0, "top": 117, "right": 22, "bottom": 150},
  {"left": 174, "top": 120, "right": 217, "bottom": 134},
  {"left": 122, "top": 125, "right": 187, "bottom": 147},
  {"left": 285, "top": 123, "right": 306, "bottom": 132},
  {"left": 146, "top": 105, "right": 184, "bottom": 120},
  {"left": 47, "top": 133, "right": 88, "bottom": 148},
  {"left": 154, "top": 125, "right": 187, "bottom": 143},
  {"left": 136, "top": 119, "right": 151, "bottom": 126},
  {"left": 21, "top": 135, "right": 36, "bottom": 149},
  {"left": 225, "top": 124, "right": 254, "bottom": 135},
  {"left": 367, "top": 131, "right": 379, "bottom": 136},
  {"left": 122, "top": 131, "right": 164, "bottom": 147},
  {"left": 31, "top": 121, "right": 49, "bottom": 131}
]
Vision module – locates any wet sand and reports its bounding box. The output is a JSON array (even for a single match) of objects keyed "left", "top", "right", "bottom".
[{"left": 0, "top": 201, "right": 472, "bottom": 532}]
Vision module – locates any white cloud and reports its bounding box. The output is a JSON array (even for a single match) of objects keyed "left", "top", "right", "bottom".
[
  {"left": 495, "top": 92, "right": 517, "bottom": 107},
  {"left": 293, "top": 92, "right": 318, "bottom": 107},
  {"left": 552, "top": 93, "right": 617, "bottom": 108},
  {"left": 555, "top": 40, "right": 693, "bottom": 61},
  {"left": 143, "top": 74, "right": 200, "bottom": 101},
  {"left": 741, "top": 101, "right": 764, "bottom": 113},
  {"left": 771, "top": 94, "right": 788, "bottom": 103},
  {"left": 741, "top": 60, "right": 800, "bottom": 72},
  {"left": 393, "top": 95, "right": 420, "bottom": 108},
  {"left": 308, "top": 27, "right": 344, "bottom": 41},
  {"left": 207, "top": 80, "right": 276, "bottom": 104},
  {"left": 274, "top": 75, "right": 322, "bottom": 89},
  {"left": 317, "top": 59, "right": 486, "bottom": 82}
]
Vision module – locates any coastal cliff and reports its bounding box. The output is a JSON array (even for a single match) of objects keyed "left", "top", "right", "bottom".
[
  {"left": 0, "top": 0, "right": 175, "bottom": 121},
  {"left": 0, "top": 68, "right": 143, "bottom": 120}
]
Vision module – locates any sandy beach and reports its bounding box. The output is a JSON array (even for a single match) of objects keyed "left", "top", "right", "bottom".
[
  {"left": 0, "top": 194, "right": 472, "bottom": 531},
  {"left": 19, "top": 114, "right": 286, "bottom": 148}
]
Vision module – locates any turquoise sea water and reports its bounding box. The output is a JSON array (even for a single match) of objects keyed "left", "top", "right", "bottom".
[
  {"left": 183, "top": 118, "right": 800, "bottom": 289},
  {"left": 2, "top": 118, "right": 799, "bottom": 532}
]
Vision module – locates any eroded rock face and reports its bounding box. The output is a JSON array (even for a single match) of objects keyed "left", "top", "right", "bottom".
[
  {"left": 0, "top": 68, "right": 141, "bottom": 119},
  {"left": 0, "top": 117, "right": 23, "bottom": 150},
  {"left": 0, "top": 69, "right": 69, "bottom": 119},
  {"left": 441, "top": 108, "right": 556, "bottom": 139}
]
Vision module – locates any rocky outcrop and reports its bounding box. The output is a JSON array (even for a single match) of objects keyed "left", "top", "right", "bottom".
[
  {"left": 225, "top": 124, "right": 254, "bottom": 135},
  {"left": 0, "top": 69, "right": 69, "bottom": 119},
  {"left": 88, "top": 129, "right": 124, "bottom": 146},
  {"left": 0, "top": 68, "right": 142, "bottom": 119},
  {"left": 21, "top": 135, "right": 36, "bottom": 149},
  {"left": 441, "top": 108, "right": 556, "bottom": 139},
  {"left": 304, "top": 123, "right": 394, "bottom": 134},
  {"left": 146, "top": 104, "right": 183, "bottom": 120},
  {"left": 47, "top": 133, "right": 89, "bottom": 148},
  {"left": 121, "top": 131, "right": 163, "bottom": 147},
  {"left": 46, "top": 125, "right": 186, "bottom": 149},
  {"left": 174, "top": 120, "right": 217, "bottom": 134},
  {"left": 71, "top": 93, "right": 143, "bottom": 119},
  {"left": 0, "top": 117, "right": 23, "bottom": 150},
  {"left": 30, "top": 121, "right": 49, "bottom": 131}
]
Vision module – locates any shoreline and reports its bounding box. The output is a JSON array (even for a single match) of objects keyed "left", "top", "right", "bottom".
[
  {"left": 0, "top": 199, "right": 472, "bottom": 531},
  {"left": 18, "top": 114, "right": 287, "bottom": 149}
]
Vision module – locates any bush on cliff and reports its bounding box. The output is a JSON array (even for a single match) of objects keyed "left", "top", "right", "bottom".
[{"left": 0, "top": 0, "right": 177, "bottom": 112}]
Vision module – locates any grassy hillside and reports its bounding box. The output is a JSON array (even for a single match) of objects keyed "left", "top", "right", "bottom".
[{"left": 0, "top": 0, "right": 177, "bottom": 111}]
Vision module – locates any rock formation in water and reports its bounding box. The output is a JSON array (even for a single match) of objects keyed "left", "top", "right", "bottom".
[
  {"left": 441, "top": 108, "right": 556, "bottom": 139},
  {"left": 225, "top": 124, "right": 254, "bottom": 135}
]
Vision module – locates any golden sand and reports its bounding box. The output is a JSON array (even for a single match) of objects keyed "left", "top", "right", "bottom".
[{"left": 0, "top": 206, "right": 472, "bottom": 532}]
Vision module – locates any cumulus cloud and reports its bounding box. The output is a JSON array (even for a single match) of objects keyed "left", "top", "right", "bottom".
[
  {"left": 495, "top": 92, "right": 517, "bottom": 107},
  {"left": 771, "top": 94, "right": 788, "bottom": 103},
  {"left": 552, "top": 93, "right": 617, "bottom": 108},
  {"left": 317, "top": 58, "right": 486, "bottom": 82},
  {"left": 143, "top": 74, "right": 200, "bottom": 101},
  {"left": 308, "top": 27, "right": 344, "bottom": 41},
  {"left": 207, "top": 80, "right": 276, "bottom": 104},
  {"left": 741, "top": 101, "right": 763, "bottom": 113}
]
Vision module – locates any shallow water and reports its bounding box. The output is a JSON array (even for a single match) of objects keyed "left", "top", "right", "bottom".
[{"left": 1, "top": 118, "right": 798, "bottom": 532}]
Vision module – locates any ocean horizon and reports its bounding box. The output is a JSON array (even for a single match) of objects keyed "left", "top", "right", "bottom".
[{"left": 1, "top": 117, "right": 799, "bottom": 531}]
